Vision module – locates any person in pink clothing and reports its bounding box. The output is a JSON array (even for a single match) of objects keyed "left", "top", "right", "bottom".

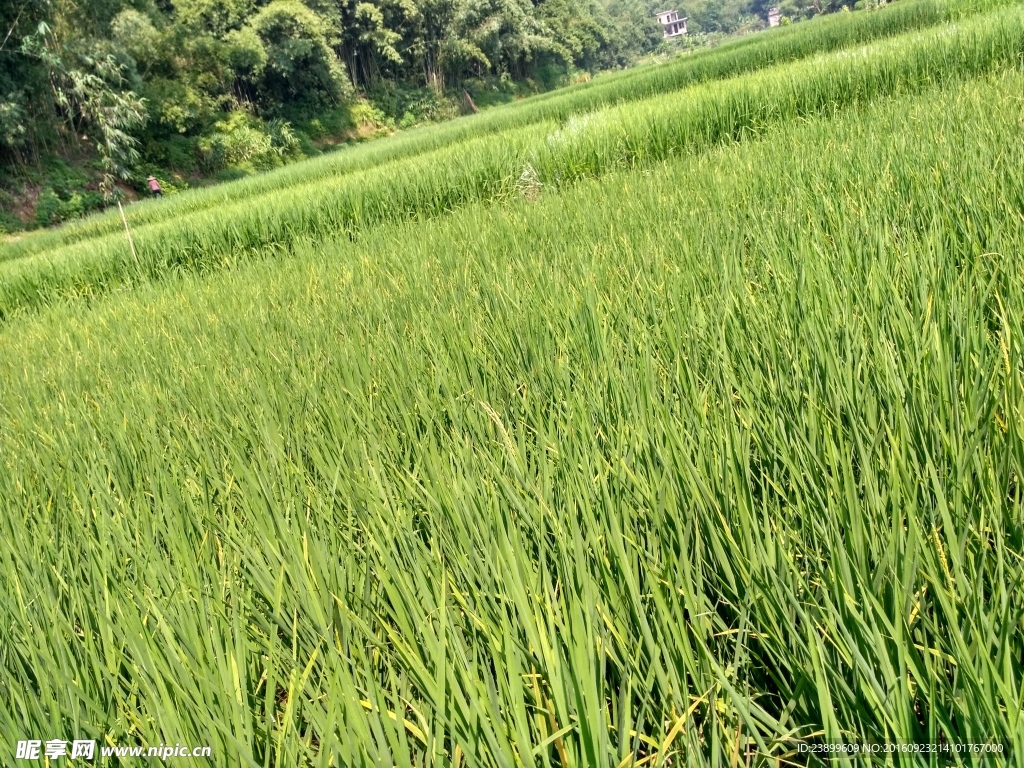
[{"left": 147, "top": 175, "right": 163, "bottom": 197}]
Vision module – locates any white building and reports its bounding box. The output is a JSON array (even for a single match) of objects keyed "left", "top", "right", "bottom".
[
  {"left": 768, "top": 7, "right": 781, "bottom": 26},
  {"left": 656, "top": 10, "right": 688, "bottom": 37}
]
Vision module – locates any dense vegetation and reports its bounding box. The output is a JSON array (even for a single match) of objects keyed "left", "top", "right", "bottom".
[
  {"left": 0, "top": 0, "right": 655, "bottom": 232},
  {"left": 1, "top": 0, "right": 1022, "bottom": 764},
  {"left": 0, "top": 0, "right": 852, "bottom": 231},
  {"left": 0, "top": 0, "right": 993, "bottom": 263}
]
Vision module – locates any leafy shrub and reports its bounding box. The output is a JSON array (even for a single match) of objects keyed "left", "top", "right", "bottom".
[
  {"left": 266, "top": 119, "right": 301, "bottom": 159},
  {"left": 34, "top": 188, "right": 62, "bottom": 227},
  {"left": 369, "top": 82, "right": 457, "bottom": 126},
  {"left": 304, "top": 118, "right": 327, "bottom": 139},
  {"left": 60, "top": 192, "right": 86, "bottom": 220},
  {"left": 0, "top": 191, "right": 22, "bottom": 234},
  {"left": 33, "top": 187, "right": 102, "bottom": 227},
  {"left": 349, "top": 101, "right": 390, "bottom": 129},
  {"left": 294, "top": 131, "right": 321, "bottom": 157},
  {"left": 197, "top": 111, "right": 300, "bottom": 172},
  {"left": 42, "top": 159, "right": 90, "bottom": 199}
]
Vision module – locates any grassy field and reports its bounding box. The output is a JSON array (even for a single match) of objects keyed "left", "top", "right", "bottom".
[{"left": 1, "top": 2, "right": 1022, "bottom": 766}]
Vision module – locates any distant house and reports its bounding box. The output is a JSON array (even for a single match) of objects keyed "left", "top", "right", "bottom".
[
  {"left": 656, "top": 10, "right": 688, "bottom": 37},
  {"left": 768, "top": 7, "right": 781, "bottom": 26}
]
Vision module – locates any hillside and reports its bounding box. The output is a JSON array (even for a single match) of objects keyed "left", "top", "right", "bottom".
[
  {"left": 1, "top": 0, "right": 1023, "bottom": 764},
  {"left": 0, "top": 0, "right": 815, "bottom": 234}
]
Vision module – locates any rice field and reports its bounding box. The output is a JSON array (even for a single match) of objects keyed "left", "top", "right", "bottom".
[
  {"left": 1, "top": 2, "right": 1023, "bottom": 766},
  {"left": 0, "top": 0, "right": 1015, "bottom": 265},
  {"left": 3, "top": 3, "right": 1024, "bottom": 324}
]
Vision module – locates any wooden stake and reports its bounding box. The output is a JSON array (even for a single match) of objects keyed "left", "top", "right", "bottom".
[{"left": 117, "top": 199, "right": 141, "bottom": 270}]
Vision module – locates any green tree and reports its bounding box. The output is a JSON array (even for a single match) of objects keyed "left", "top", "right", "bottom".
[
  {"left": 242, "top": 0, "right": 350, "bottom": 115},
  {"left": 19, "top": 21, "right": 146, "bottom": 188}
]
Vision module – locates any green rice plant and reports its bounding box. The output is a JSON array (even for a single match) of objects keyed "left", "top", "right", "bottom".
[
  {"left": 2, "top": 4, "right": 1024, "bottom": 322},
  {"left": 3, "top": 0, "right": 1017, "bottom": 265},
  {"left": 0, "top": 69, "right": 1021, "bottom": 765}
]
